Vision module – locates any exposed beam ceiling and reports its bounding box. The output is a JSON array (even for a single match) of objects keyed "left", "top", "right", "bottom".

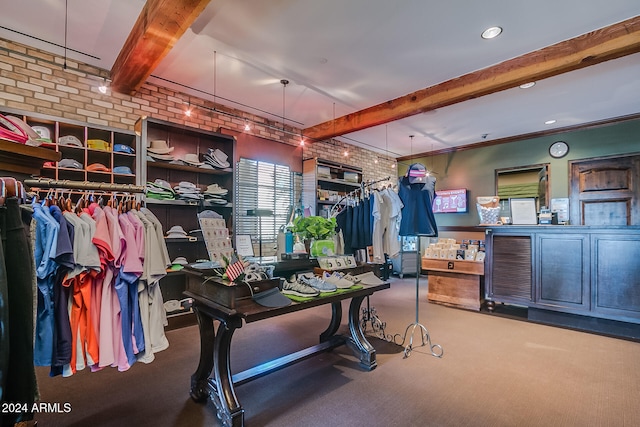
[
  {"left": 2, "top": 1, "right": 639, "bottom": 157},
  {"left": 110, "top": 0, "right": 212, "bottom": 95},
  {"left": 303, "top": 15, "right": 640, "bottom": 142}
]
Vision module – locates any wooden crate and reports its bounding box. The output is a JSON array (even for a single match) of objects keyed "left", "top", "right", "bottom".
[
  {"left": 421, "top": 258, "right": 484, "bottom": 275},
  {"left": 422, "top": 258, "right": 485, "bottom": 311}
]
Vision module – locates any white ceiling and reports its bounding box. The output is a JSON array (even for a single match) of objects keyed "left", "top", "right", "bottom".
[{"left": 1, "top": 0, "right": 639, "bottom": 157}]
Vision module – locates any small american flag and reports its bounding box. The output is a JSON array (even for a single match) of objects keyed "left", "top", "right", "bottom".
[{"left": 225, "top": 260, "right": 245, "bottom": 282}]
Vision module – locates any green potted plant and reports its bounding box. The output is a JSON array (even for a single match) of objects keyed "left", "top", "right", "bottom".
[{"left": 290, "top": 215, "right": 337, "bottom": 256}]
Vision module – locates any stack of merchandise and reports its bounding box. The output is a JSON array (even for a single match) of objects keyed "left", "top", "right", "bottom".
[
  {"left": 165, "top": 225, "right": 189, "bottom": 239},
  {"left": 173, "top": 181, "right": 203, "bottom": 202},
  {"left": 146, "top": 179, "right": 176, "bottom": 201},
  {"left": 423, "top": 237, "right": 486, "bottom": 262},
  {"left": 204, "top": 183, "right": 228, "bottom": 205},
  {"left": 203, "top": 148, "right": 230, "bottom": 169},
  {"left": 147, "top": 140, "right": 175, "bottom": 162}
]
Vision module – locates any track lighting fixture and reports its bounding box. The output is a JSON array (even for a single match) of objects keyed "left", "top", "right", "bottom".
[{"left": 98, "top": 78, "right": 108, "bottom": 94}]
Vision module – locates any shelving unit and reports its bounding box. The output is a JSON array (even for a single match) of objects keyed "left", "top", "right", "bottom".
[
  {"left": 136, "top": 117, "right": 236, "bottom": 317},
  {"left": 391, "top": 236, "right": 419, "bottom": 278},
  {"left": 0, "top": 106, "right": 136, "bottom": 186},
  {"left": 302, "top": 158, "right": 362, "bottom": 217}
]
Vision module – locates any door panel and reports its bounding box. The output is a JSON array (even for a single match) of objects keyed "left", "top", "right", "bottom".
[{"left": 570, "top": 154, "right": 640, "bottom": 225}]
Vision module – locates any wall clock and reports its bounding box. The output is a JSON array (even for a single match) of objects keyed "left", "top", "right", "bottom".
[{"left": 549, "top": 141, "right": 569, "bottom": 158}]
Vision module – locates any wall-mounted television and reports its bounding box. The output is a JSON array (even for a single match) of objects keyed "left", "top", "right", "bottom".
[{"left": 432, "top": 188, "right": 468, "bottom": 213}]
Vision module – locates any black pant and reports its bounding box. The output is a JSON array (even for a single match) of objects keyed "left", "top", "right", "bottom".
[{"left": 0, "top": 198, "right": 37, "bottom": 426}]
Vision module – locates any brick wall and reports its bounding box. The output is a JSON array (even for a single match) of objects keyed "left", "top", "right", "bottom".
[{"left": 0, "top": 37, "right": 396, "bottom": 184}]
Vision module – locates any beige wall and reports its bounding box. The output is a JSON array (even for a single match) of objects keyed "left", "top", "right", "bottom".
[{"left": 0, "top": 37, "right": 395, "bottom": 183}]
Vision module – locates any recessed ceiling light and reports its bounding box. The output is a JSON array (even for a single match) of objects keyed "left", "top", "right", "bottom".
[
  {"left": 545, "top": 119, "right": 557, "bottom": 125},
  {"left": 481, "top": 26, "right": 503, "bottom": 39},
  {"left": 519, "top": 82, "right": 536, "bottom": 89}
]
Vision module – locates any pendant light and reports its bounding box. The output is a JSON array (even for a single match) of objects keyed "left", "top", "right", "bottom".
[{"left": 281, "top": 79, "right": 289, "bottom": 130}]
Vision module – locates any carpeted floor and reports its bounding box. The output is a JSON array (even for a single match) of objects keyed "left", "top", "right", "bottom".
[{"left": 33, "top": 277, "right": 640, "bottom": 427}]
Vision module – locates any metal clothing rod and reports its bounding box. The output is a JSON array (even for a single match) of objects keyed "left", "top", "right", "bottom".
[
  {"left": 24, "top": 178, "right": 145, "bottom": 193},
  {"left": 330, "top": 175, "right": 392, "bottom": 215}
]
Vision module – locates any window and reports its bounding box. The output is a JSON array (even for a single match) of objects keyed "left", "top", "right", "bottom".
[{"left": 234, "top": 158, "right": 293, "bottom": 246}]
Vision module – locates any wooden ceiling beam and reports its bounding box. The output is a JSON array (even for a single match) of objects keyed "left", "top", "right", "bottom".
[
  {"left": 110, "top": 0, "right": 212, "bottom": 95},
  {"left": 303, "top": 15, "right": 640, "bottom": 142}
]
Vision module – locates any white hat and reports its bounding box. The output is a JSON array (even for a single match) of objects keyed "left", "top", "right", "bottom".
[
  {"left": 171, "top": 256, "right": 189, "bottom": 265},
  {"left": 166, "top": 225, "right": 188, "bottom": 238},
  {"left": 183, "top": 153, "right": 203, "bottom": 166},
  {"left": 148, "top": 140, "right": 174, "bottom": 154}
]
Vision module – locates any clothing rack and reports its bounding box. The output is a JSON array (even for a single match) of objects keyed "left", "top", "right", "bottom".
[
  {"left": 330, "top": 175, "right": 391, "bottom": 216},
  {"left": 24, "top": 178, "right": 145, "bottom": 194}
]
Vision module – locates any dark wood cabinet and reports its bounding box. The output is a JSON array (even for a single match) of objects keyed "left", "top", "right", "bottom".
[
  {"left": 486, "top": 226, "right": 640, "bottom": 325},
  {"left": 536, "top": 233, "right": 590, "bottom": 310},
  {"left": 486, "top": 234, "right": 532, "bottom": 305}
]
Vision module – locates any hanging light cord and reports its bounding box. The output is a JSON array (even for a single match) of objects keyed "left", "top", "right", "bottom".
[
  {"left": 213, "top": 51, "right": 217, "bottom": 106},
  {"left": 281, "top": 79, "right": 289, "bottom": 130},
  {"left": 63, "top": 0, "right": 68, "bottom": 69}
]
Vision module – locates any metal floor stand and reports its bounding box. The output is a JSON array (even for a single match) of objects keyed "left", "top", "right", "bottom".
[
  {"left": 360, "top": 296, "right": 400, "bottom": 343},
  {"left": 398, "top": 236, "right": 443, "bottom": 358}
]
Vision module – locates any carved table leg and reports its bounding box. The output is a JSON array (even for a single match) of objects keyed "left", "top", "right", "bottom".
[
  {"left": 346, "top": 295, "right": 377, "bottom": 371},
  {"left": 190, "top": 304, "right": 215, "bottom": 403},
  {"left": 210, "top": 317, "right": 244, "bottom": 427},
  {"left": 190, "top": 303, "right": 244, "bottom": 427},
  {"left": 319, "top": 301, "right": 342, "bottom": 342}
]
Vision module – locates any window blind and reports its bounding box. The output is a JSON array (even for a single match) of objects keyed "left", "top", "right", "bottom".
[{"left": 234, "top": 158, "right": 292, "bottom": 243}]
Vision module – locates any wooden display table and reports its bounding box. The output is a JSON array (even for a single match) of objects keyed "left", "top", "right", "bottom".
[
  {"left": 422, "top": 258, "right": 485, "bottom": 311},
  {"left": 184, "top": 274, "right": 390, "bottom": 427}
]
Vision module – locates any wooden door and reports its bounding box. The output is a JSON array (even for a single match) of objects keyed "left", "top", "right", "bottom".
[{"left": 569, "top": 154, "right": 640, "bottom": 225}]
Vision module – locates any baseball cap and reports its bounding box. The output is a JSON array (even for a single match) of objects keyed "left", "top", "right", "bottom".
[
  {"left": 407, "top": 163, "right": 428, "bottom": 184},
  {"left": 58, "top": 158, "right": 83, "bottom": 169},
  {"left": 113, "top": 166, "right": 133, "bottom": 175},
  {"left": 87, "top": 139, "right": 110, "bottom": 151},
  {"left": 58, "top": 135, "right": 83, "bottom": 147},
  {"left": 113, "top": 143, "right": 135, "bottom": 154},
  {"left": 87, "top": 163, "right": 110, "bottom": 172}
]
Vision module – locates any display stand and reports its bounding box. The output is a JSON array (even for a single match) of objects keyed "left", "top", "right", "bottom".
[
  {"left": 398, "top": 235, "right": 443, "bottom": 358},
  {"left": 247, "top": 209, "right": 273, "bottom": 259}
]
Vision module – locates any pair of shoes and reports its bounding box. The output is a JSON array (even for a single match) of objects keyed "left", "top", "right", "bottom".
[
  {"left": 322, "top": 271, "right": 354, "bottom": 289},
  {"left": 298, "top": 273, "right": 337, "bottom": 292},
  {"left": 282, "top": 278, "right": 320, "bottom": 297},
  {"left": 336, "top": 272, "right": 360, "bottom": 284},
  {"left": 353, "top": 271, "right": 385, "bottom": 285}
]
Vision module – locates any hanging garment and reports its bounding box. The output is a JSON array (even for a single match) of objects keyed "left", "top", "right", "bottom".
[
  {"left": 371, "top": 188, "right": 404, "bottom": 262},
  {"left": 32, "top": 201, "right": 60, "bottom": 366},
  {"left": 138, "top": 208, "right": 170, "bottom": 357},
  {"left": 61, "top": 211, "right": 101, "bottom": 375},
  {"left": 0, "top": 214, "right": 7, "bottom": 405},
  {"left": 98, "top": 205, "right": 126, "bottom": 371},
  {"left": 398, "top": 170, "right": 438, "bottom": 237},
  {"left": 86, "top": 204, "right": 114, "bottom": 372},
  {"left": 48, "top": 205, "right": 74, "bottom": 377},
  {"left": 115, "top": 212, "right": 144, "bottom": 370},
  {"left": 1, "top": 198, "right": 38, "bottom": 425}
]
